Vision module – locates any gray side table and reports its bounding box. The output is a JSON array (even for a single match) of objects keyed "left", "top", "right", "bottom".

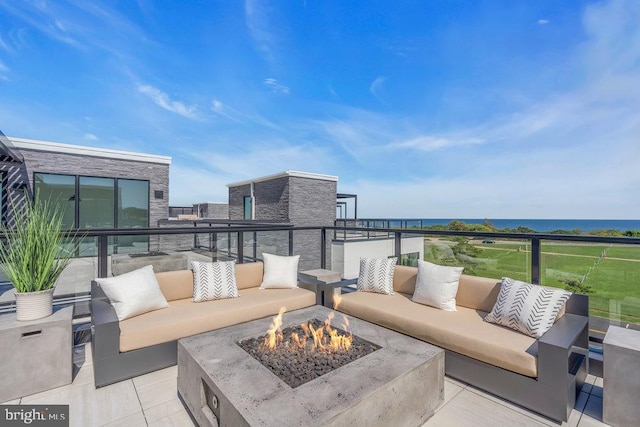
[
  {"left": 603, "top": 325, "right": 640, "bottom": 427},
  {"left": 0, "top": 306, "right": 73, "bottom": 402},
  {"left": 298, "top": 269, "right": 344, "bottom": 308}
]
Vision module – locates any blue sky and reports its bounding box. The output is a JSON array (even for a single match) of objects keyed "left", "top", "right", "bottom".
[{"left": 0, "top": 0, "right": 638, "bottom": 219}]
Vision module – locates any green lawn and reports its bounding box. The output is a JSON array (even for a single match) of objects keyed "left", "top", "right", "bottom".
[{"left": 423, "top": 239, "right": 640, "bottom": 325}]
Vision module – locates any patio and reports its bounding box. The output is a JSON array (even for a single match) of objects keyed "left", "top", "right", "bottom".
[{"left": 1, "top": 343, "right": 607, "bottom": 427}]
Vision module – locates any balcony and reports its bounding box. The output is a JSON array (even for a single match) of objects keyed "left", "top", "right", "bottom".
[{"left": 2, "top": 223, "right": 638, "bottom": 426}]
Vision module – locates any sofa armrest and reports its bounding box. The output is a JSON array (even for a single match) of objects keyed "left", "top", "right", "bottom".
[
  {"left": 537, "top": 312, "right": 589, "bottom": 384},
  {"left": 565, "top": 293, "right": 589, "bottom": 317},
  {"left": 91, "top": 281, "right": 121, "bottom": 358}
]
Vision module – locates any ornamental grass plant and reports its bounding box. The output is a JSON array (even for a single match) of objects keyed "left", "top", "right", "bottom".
[{"left": 0, "top": 198, "right": 77, "bottom": 293}]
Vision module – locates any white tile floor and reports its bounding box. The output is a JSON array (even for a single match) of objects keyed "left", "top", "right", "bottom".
[{"left": 1, "top": 344, "right": 609, "bottom": 427}]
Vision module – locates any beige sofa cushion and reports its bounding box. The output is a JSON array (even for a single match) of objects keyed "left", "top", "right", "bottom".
[
  {"left": 119, "top": 287, "right": 316, "bottom": 352},
  {"left": 337, "top": 291, "right": 538, "bottom": 377},
  {"left": 154, "top": 261, "right": 265, "bottom": 302},
  {"left": 393, "top": 266, "right": 502, "bottom": 313},
  {"left": 456, "top": 275, "right": 502, "bottom": 312},
  {"left": 156, "top": 269, "right": 193, "bottom": 301},
  {"left": 393, "top": 265, "right": 418, "bottom": 294},
  {"left": 236, "top": 261, "right": 264, "bottom": 290}
]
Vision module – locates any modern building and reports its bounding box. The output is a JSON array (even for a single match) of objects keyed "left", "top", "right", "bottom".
[
  {"left": 227, "top": 170, "right": 337, "bottom": 270},
  {"left": 227, "top": 170, "right": 423, "bottom": 276},
  {"left": 0, "top": 134, "right": 170, "bottom": 254}
]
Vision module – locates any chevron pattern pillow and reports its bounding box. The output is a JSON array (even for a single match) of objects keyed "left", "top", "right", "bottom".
[
  {"left": 357, "top": 257, "right": 397, "bottom": 295},
  {"left": 190, "top": 260, "right": 239, "bottom": 302},
  {"left": 484, "top": 277, "right": 572, "bottom": 338}
]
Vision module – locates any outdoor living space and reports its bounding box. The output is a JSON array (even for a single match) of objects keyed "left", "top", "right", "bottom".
[
  {"left": 1, "top": 341, "right": 606, "bottom": 426},
  {"left": 2, "top": 222, "right": 634, "bottom": 426}
]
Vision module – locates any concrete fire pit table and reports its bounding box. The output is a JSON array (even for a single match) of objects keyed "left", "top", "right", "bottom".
[{"left": 177, "top": 305, "right": 444, "bottom": 427}]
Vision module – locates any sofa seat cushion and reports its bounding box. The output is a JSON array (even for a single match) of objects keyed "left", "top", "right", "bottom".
[
  {"left": 118, "top": 287, "right": 316, "bottom": 352},
  {"left": 337, "top": 291, "right": 538, "bottom": 377}
]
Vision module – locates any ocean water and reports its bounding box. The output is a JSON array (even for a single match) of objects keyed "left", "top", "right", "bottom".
[{"left": 386, "top": 219, "right": 640, "bottom": 232}]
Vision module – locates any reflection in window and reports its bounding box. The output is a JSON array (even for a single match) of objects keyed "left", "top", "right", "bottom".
[
  {"left": 34, "top": 173, "right": 75, "bottom": 228},
  {"left": 118, "top": 179, "right": 149, "bottom": 228},
  {"left": 79, "top": 177, "right": 114, "bottom": 228},
  {"left": 117, "top": 179, "right": 149, "bottom": 253},
  {"left": 244, "top": 196, "right": 252, "bottom": 220}
]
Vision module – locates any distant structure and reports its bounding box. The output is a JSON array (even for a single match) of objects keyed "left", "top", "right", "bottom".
[
  {"left": 226, "top": 170, "right": 423, "bottom": 277},
  {"left": 193, "top": 202, "right": 228, "bottom": 219},
  {"left": 227, "top": 171, "right": 337, "bottom": 270}
]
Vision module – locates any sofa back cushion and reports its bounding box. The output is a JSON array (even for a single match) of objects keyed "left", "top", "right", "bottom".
[
  {"left": 236, "top": 261, "right": 264, "bottom": 290},
  {"left": 156, "top": 269, "right": 194, "bottom": 301},
  {"left": 456, "top": 275, "right": 502, "bottom": 312},
  {"left": 393, "top": 265, "right": 418, "bottom": 294},
  {"left": 155, "top": 261, "right": 265, "bottom": 300}
]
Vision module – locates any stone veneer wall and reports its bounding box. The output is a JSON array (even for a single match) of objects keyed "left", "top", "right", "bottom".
[
  {"left": 1, "top": 148, "right": 169, "bottom": 253},
  {"left": 289, "top": 177, "right": 336, "bottom": 271},
  {"left": 228, "top": 184, "right": 251, "bottom": 219},
  {"left": 194, "top": 203, "right": 228, "bottom": 219},
  {"left": 228, "top": 174, "right": 336, "bottom": 271}
]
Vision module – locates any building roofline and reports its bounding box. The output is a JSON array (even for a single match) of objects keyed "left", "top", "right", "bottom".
[
  {"left": 226, "top": 170, "right": 338, "bottom": 187},
  {"left": 193, "top": 202, "right": 228, "bottom": 205},
  {"left": 0, "top": 131, "right": 24, "bottom": 162},
  {"left": 8, "top": 137, "right": 172, "bottom": 165}
]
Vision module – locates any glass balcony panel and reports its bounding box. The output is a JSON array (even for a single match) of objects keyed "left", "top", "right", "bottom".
[
  {"left": 423, "top": 235, "right": 530, "bottom": 282},
  {"left": 541, "top": 240, "right": 640, "bottom": 339}
]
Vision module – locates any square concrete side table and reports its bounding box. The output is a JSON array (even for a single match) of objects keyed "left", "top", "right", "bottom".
[
  {"left": 603, "top": 325, "right": 640, "bottom": 427},
  {"left": 298, "top": 269, "right": 343, "bottom": 308},
  {"left": 0, "top": 306, "right": 73, "bottom": 402}
]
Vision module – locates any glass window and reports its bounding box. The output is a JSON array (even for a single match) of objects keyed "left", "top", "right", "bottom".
[
  {"left": 118, "top": 179, "right": 149, "bottom": 228},
  {"left": 79, "top": 177, "right": 114, "bottom": 228},
  {"left": 244, "top": 196, "right": 252, "bottom": 220},
  {"left": 117, "top": 179, "right": 149, "bottom": 253},
  {"left": 34, "top": 173, "right": 75, "bottom": 228}
]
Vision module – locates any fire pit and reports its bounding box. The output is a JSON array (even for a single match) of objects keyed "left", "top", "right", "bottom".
[
  {"left": 178, "top": 306, "right": 444, "bottom": 427},
  {"left": 238, "top": 308, "right": 380, "bottom": 388}
]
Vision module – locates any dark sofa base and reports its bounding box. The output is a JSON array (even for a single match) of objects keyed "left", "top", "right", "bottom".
[
  {"left": 91, "top": 338, "right": 178, "bottom": 388},
  {"left": 445, "top": 345, "right": 587, "bottom": 422}
]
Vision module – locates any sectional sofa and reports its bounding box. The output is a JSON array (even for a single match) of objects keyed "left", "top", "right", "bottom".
[
  {"left": 334, "top": 265, "right": 589, "bottom": 422},
  {"left": 91, "top": 260, "right": 588, "bottom": 422},
  {"left": 91, "top": 261, "right": 316, "bottom": 387}
]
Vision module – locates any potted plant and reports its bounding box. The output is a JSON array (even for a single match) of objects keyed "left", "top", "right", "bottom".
[{"left": 0, "top": 198, "right": 78, "bottom": 321}]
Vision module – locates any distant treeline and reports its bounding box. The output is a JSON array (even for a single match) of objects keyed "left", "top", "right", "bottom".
[{"left": 422, "top": 220, "right": 640, "bottom": 237}]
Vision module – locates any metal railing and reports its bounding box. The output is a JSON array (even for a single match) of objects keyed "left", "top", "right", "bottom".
[{"left": 1, "top": 224, "right": 639, "bottom": 339}]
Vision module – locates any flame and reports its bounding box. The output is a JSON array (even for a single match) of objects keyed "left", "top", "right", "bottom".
[
  {"left": 333, "top": 293, "right": 342, "bottom": 310},
  {"left": 264, "top": 306, "right": 286, "bottom": 350},
  {"left": 261, "top": 305, "right": 353, "bottom": 353}
]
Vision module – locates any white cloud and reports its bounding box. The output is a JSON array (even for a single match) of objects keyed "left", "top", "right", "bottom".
[
  {"left": 177, "top": 140, "right": 334, "bottom": 186},
  {"left": 0, "top": 61, "right": 9, "bottom": 80},
  {"left": 369, "top": 76, "right": 386, "bottom": 102},
  {"left": 169, "top": 164, "right": 229, "bottom": 205},
  {"left": 245, "top": 0, "right": 279, "bottom": 64},
  {"left": 391, "top": 135, "right": 484, "bottom": 152},
  {"left": 83, "top": 133, "right": 98, "bottom": 141},
  {"left": 538, "top": 19, "right": 549, "bottom": 25},
  {"left": 263, "top": 78, "right": 290, "bottom": 94},
  {"left": 346, "top": 139, "right": 640, "bottom": 219},
  {"left": 137, "top": 84, "right": 199, "bottom": 120},
  {"left": 211, "top": 99, "right": 244, "bottom": 123}
]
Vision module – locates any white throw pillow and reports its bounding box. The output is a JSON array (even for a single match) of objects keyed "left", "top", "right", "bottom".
[
  {"left": 260, "top": 253, "right": 300, "bottom": 289},
  {"left": 484, "top": 277, "right": 572, "bottom": 338},
  {"left": 357, "top": 257, "right": 397, "bottom": 295},
  {"left": 95, "top": 265, "right": 168, "bottom": 321},
  {"left": 190, "top": 260, "right": 239, "bottom": 302},
  {"left": 412, "top": 260, "right": 464, "bottom": 311}
]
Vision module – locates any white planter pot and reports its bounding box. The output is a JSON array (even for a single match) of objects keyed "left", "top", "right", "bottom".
[{"left": 15, "top": 288, "right": 54, "bottom": 321}]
